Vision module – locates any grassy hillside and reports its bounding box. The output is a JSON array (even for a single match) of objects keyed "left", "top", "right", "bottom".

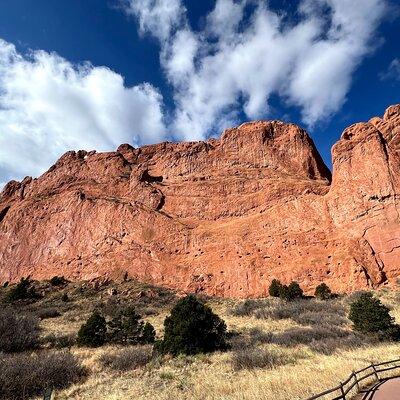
[{"left": 1, "top": 279, "right": 400, "bottom": 400}]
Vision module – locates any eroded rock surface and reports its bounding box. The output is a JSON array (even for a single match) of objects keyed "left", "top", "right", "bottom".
[{"left": 1, "top": 106, "right": 400, "bottom": 297}]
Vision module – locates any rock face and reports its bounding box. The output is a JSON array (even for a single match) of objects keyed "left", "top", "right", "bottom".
[{"left": 1, "top": 105, "right": 400, "bottom": 297}]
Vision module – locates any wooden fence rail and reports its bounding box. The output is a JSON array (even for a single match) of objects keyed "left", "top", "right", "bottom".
[{"left": 306, "top": 358, "right": 400, "bottom": 400}]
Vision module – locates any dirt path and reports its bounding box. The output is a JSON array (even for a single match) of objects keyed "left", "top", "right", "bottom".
[{"left": 358, "top": 378, "right": 400, "bottom": 399}]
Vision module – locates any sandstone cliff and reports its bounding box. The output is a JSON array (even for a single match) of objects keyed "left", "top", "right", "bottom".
[{"left": 1, "top": 105, "right": 400, "bottom": 297}]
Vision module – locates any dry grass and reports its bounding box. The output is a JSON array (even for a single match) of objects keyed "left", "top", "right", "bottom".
[
  {"left": 55, "top": 344, "right": 400, "bottom": 400},
  {"left": 98, "top": 345, "right": 154, "bottom": 371},
  {"left": 1, "top": 280, "right": 400, "bottom": 400}
]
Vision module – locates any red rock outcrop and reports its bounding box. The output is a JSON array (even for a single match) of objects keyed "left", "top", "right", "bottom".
[{"left": 1, "top": 105, "right": 400, "bottom": 297}]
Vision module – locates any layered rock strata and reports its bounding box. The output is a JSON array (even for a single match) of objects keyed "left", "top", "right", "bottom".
[{"left": 1, "top": 105, "right": 400, "bottom": 297}]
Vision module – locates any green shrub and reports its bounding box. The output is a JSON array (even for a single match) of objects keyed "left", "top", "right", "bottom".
[
  {"left": 376, "top": 324, "right": 400, "bottom": 341},
  {"left": 77, "top": 311, "right": 107, "bottom": 347},
  {"left": 142, "top": 322, "right": 156, "bottom": 344},
  {"left": 0, "top": 350, "right": 86, "bottom": 399},
  {"left": 315, "top": 283, "right": 332, "bottom": 300},
  {"left": 280, "top": 281, "right": 303, "bottom": 301},
  {"left": 268, "top": 279, "right": 283, "bottom": 297},
  {"left": 107, "top": 307, "right": 155, "bottom": 345},
  {"left": 0, "top": 309, "right": 40, "bottom": 353},
  {"left": 5, "top": 277, "right": 39, "bottom": 302},
  {"left": 49, "top": 276, "right": 68, "bottom": 286},
  {"left": 157, "top": 294, "right": 229, "bottom": 356},
  {"left": 348, "top": 292, "right": 395, "bottom": 335}
]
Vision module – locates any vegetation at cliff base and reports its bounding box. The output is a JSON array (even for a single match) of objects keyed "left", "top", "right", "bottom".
[
  {"left": 315, "top": 283, "right": 333, "bottom": 300},
  {"left": 349, "top": 291, "right": 400, "bottom": 340},
  {"left": 156, "top": 294, "right": 229, "bottom": 356},
  {"left": 5, "top": 277, "right": 40, "bottom": 302},
  {"left": 2, "top": 278, "right": 400, "bottom": 399},
  {"left": 77, "top": 311, "right": 107, "bottom": 347},
  {"left": 107, "top": 306, "right": 155, "bottom": 345},
  {"left": 268, "top": 279, "right": 304, "bottom": 301}
]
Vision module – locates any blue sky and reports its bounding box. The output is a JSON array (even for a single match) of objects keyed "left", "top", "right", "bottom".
[{"left": 0, "top": 0, "right": 399, "bottom": 187}]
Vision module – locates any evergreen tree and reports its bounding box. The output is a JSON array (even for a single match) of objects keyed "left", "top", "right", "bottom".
[
  {"left": 349, "top": 292, "right": 394, "bottom": 334},
  {"left": 77, "top": 311, "right": 107, "bottom": 347},
  {"left": 280, "top": 281, "right": 303, "bottom": 301},
  {"left": 157, "top": 295, "right": 229, "bottom": 356},
  {"left": 50, "top": 276, "right": 67, "bottom": 286},
  {"left": 142, "top": 322, "right": 156, "bottom": 344},
  {"left": 107, "top": 307, "right": 155, "bottom": 345},
  {"left": 315, "top": 283, "right": 332, "bottom": 300},
  {"left": 268, "top": 279, "right": 283, "bottom": 297}
]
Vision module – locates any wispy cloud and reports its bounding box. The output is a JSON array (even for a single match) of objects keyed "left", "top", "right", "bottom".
[
  {"left": 380, "top": 58, "right": 400, "bottom": 81},
  {"left": 0, "top": 39, "right": 166, "bottom": 185},
  {"left": 123, "top": 0, "right": 388, "bottom": 138}
]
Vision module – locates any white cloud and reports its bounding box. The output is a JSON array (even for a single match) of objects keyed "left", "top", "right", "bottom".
[
  {"left": 0, "top": 0, "right": 389, "bottom": 187},
  {"left": 0, "top": 39, "right": 166, "bottom": 186},
  {"left": 380, "top": 58, "right": 400, "bottom": 81},
  {"left": 123, "top": 0, "right": 387, "bottom": 135},
  {"left": 206, "top": 0, "right": 247, "bottom": 40},
  {"left": 122, "top": 0, "right": 185, "bottom": 42}
]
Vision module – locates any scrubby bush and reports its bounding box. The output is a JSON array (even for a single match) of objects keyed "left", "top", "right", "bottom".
[
  {"left": 36, "top": 307, "right": 61, "bottom": 320},
  {"left": 77, "top": 311, "right": 107, "bottom": 347},
  {"left": 268, "top": 279, "right": 283, "bottom": 297},
  {"left": 315, "top": 283, "right": 332, "bottom": 300},
  {"left": 157, "top": 294, "right": 229, "bottom": 356},
  {"left": 42, "top": 333, "right": 76, "bottom": 349},
  {"left": 107, "top": 306, "right": 155, "bottom": 345},
  {"left": 0, "top": 350, "right": 86, "bottom": 399},
  {"left": 230, "top": 299, "right": 267, "bottom": 316},
  {"left": 5, "top": 277, "right": 39, "bottom": 302},
  {"left": 308, "top": 335, "right": 367, "bottom": 355},
  {"left": 0, "top": 309, "right": 40, "bottom": 352},
  {"left": 280, "top": 281, "right": 303, "bottom": 301},
  {"left": 98, "top": 345, "right": 153, "bottom": 371},
  {"left": 248, "top": 327, "right": 274, "bottom": 344},
  {"left": 348, "top": 292, "right": 396, "bottom": 335},
  {"left": 231, "top": 347, "right": 290, "bottom": 370},
  {"left": 242, "top": 323, "right": 367, "bottom": 354},
  {"left": 234, "top": 297, "right": 347, "bottom": 329},
  {"left": 61, "top": 293, "right": 69, "bottom": 302},
  {"left": 293, "top": 310, "right": 347, "bottom": 327},
  {"left": 50, "top": 276, "right": 68, "bottom": 286},
  {"left": 270, "top": 326, "right": 350, "bottom": 346}
]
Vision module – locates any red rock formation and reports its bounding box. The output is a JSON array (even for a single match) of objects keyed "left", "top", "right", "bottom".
[{"left": 1, "top": 105, "right": 400, "bottom": 297}]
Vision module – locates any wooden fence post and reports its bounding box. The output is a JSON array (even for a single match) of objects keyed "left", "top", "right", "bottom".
[
  {"left": 340, "top": 382, "right": 345, "bottom": 399},
  {"left": 371, "top": 364, "right": 379, "bottom": 381},
  {"left": 353, "top": 371, "right": 360, "bottom": 393}
]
